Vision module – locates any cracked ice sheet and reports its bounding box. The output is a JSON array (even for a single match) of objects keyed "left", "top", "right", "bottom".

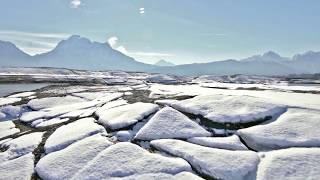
[
  {"left": 70, "top": 142, "right": 192, "bottom": 180},
  {"left": 0, "top": 132, "right": 44, "bottom": 162},
  {"left": 237, "top": 108, "right": 320, "bottom": 151},
  {"left": 36, "top": 134, "right": 113, "bottom": 180},
  {"left": 149, "top": 84, "right": 320, "bottom": 110},
  {"left": 257, "top": 148, "right": 320, "bottom": 180},
  {"left": 151, "top": 139, "right": 259, "bottom": 180},
  {"left": 0, "top": 121, "right": 20, "bottom": 139},
  {"left": 44, "top": 118, "right": 106, "bottom": 154},
  {"left": 98, "top": 102, "right": 159, "bottom": 130},
  {"left": 169, "top": 94, "right": 287, "bottom": 124}
]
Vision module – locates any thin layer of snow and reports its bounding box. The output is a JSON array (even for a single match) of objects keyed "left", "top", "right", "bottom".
[
  {"left": 149, "top": 84, "right": 320, "bottom": 110},
  {"left": 44, "top": 118, "right": 106, "bottom": 154},
  {"left": 187, "top": 135, "right": 248, "bottom": 150},
  {"left": 151, "top": 139, "right": 259, "bottom": 180},
  {"left": 8, "top": 91, "right": 35, "bottom": 98},
  {"left": 20, "top": 93, "right": 123, "bottom": 122},
  {"left": 257, "top": 148, "right": 320, "bottom": 180},
  {"left": 34, "top": 117, "right": 70, "bottom": 128},
  {"left": 107, "top": 172, "right": 204, "bottom": 180},
  {"left": 95, "top": 99, "right": 128, "bottom": 117},
  {"left": 135, "top": 107, "right": 211, "bottom": 140},
  {"left": 72, "top": 91, "right": 113, "bottom": 100},
  {"left": 20, "top": 111, "right": 47, "bottom": 122},
  {"left": 0, "top": 121, "right": 20, "bottom": 139},
  {"left": 0, "top": 97, "right": 21, "bottom": 106},
  {"left": 237, "top": 108, "right": 320, "bottom": 151},
  {"left": 43, "top": 93, "right": 123, "bottom": 118},
  {"left": 71, "top": 142, "right": 192, "bottom": 179},
  {"left": 0, "top": 153, "right": 34, "bottom": 180},
  {"left": 36, "top": 134, "right": 113, "bottom": 180},
  {"left": 170, "top": 94, "right": 287, "bottom": 123},
  {"left": 0, "top": 132, "right": 43, "bottom": 161},
  {"left": 27, "top": 95, "right": 86, "bottom": 110},
  {"left": 98, "top": 102, "right": 159, "bottom": 130}
]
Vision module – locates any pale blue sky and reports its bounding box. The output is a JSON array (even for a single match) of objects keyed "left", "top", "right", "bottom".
[{"left": 0, "top": 0, "right": 319, "bottom": 64}]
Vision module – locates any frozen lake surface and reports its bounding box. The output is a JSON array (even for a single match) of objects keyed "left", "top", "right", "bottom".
[{"left": 0, "top": 83, "right": 51, "bottom": 97}]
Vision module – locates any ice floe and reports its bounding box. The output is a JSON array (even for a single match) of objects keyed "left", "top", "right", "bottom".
[
  {"left": 44, "top": 118, "right": 106, "bottom": 154},
  {"left": 8, "top": 91, "right": 35, "bottom": 98},
  {"left": 0, "top": 153, "right": 35, "bottom": 180},
  {"left": 72, "top": 92, "right": 113, "bottom": 100},
  {"left": 169, "top": 94, "right": 287, "bottom": 124},
  {"left": 151, "top": 139, "right": 259, "bottom": 180},
  {"left": 107, "top": 172, "right": 204, "bottom": 180},
  {"left": 257, "top": 148, "right": 320, "bottom": 180},
  {"left": 98, "top": 102, "right": 159, "bottom": 130},
  {"left": 187, "top": 135, "right": 248, "bottom": 150},
  {"left": 238, "top": 108, "right": 320, "bottom": 151},
  {"left": 71, "top": 142, "right": 192, "bottom": 179},
  {"left": 33, "top": 117, "right": 70, "bottom": 128},
  {"left": 0, "top": 97, "right": 21, "bottom": 106},
  {"left": 0, "top": 121, "right": 20, "bottom": 139},
  {"left": 0, "top": 132, "right": 43, "bottom": 161},
  {"left": 27, "top": 95, "right": 86, "bottom": 110},
  {"left": 135, "top": 107, "right": 211, "bottom": 140},
  {"left": 36, "top": 134, "right": 113, "bottom": 180},
  {"left": 95, "top": 99, "right": 128, "bottom": 117}
]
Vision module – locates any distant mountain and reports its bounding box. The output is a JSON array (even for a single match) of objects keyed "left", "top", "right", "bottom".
[
  {"left": 0, "top": 35, "right": 320, "bottom": 75},
  {"left": 33, "top": 35, "right": 153, "bottom": 71},
  {"left": 154, "top": 59, "right": 175, "bottom": 66},
  {"left": 0, "top": 40, "right": 32, "bottom": 67},
  {"left": 0, "top": 35, "right": 153, "bottom": 71},
  {"left": 151, "top": 51, "right": 320, "bottom": 76}
]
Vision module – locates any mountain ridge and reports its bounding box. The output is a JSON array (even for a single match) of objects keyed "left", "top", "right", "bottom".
[{"left": 0, "top": 35, "right": 320, "bottom": 75}]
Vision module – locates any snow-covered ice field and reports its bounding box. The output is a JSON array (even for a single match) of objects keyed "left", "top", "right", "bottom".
[{"left": 0, "top": 68, "right": 320, "bottom": 180}]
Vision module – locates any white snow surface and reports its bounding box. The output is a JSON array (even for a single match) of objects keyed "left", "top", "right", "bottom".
[
  {"left": 34, "top": 117, "right": 70, "bottom": 128},
  {"left": 257, "top": 148, "right": 320, "bottom": 180},
  {"left": 149, "top": 84, "right": 320, "bottom": 110},
  {"left": 187, "top": 135, "right": 248, "bottom": 150},
  {"left": 237, "top": 108, "right": 320, "bottom": 151},
  {"left": 107, "top": 172, "right": 204, "bottom": 180},
  {"left": 135, "top": 107, "right": 211, "bottom": 140},
  {"left": 170, "top": 94, "right": 287, "bottom": 123},
  {"left": 44, "top": 118, "right": 106, "bottom": 154},
  {"left": 151, "top": 139, "right": 259, "bottom": 180},
  {"left": 27, "top": 95, "right": 87, "bottom": 110},
  {"left": 0, "top": 121, "right": 20, "bottom": 139},
  {"left": 72, "top": 91, "right": 114, "bottom": 100},
  {"left": 98, "top": 102, "right": 159, "bottom": 130},
  {"left": 95, "top": 99, "right": 128, "bottom": 117},
  {"left": 20, "top": 93, "right": 123, "bottom": 122},
  {"left": 20, "top": 111, "right": 47, "bottom": 122},
  {"left": 0, "top": 132, "right": 43, "bottom": 162},
  {"left": 0, "top": 153, "right": 35, "bottom": 180},
  {"left": 70, "top": 142, "right": 192, "bottom": 180},
  {"left": 36, "top": 134, "right": 113, "bottom": 180},
  {"left": 0, "top": 97, "right": 21, "bottom": 106},
  {"left": 8, "top": 91, "right": 35, "bottom": 98}
]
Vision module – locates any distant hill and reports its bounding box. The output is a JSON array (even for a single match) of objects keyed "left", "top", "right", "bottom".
[
  {"left": 154, "top": 59, "right": 175, "bottom": 66},
  {"left": 0, "top": 35, "right": 153, "bottom": 71},
  {"left": 0, "top": 35, "right": 320, "bottom": 75}
]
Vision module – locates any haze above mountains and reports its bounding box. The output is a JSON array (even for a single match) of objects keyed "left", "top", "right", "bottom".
[{"left": 1, "top": 35, "right": 320, "bottom": 76}]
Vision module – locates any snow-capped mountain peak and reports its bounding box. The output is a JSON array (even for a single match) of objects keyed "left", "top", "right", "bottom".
[{"left": 154, "top": 59, "right": 175, "bottom": 66}]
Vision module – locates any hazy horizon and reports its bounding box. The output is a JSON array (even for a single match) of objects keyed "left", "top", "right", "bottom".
[{"left": 1, "top": 0, "right": 320, "bottom": 65}]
